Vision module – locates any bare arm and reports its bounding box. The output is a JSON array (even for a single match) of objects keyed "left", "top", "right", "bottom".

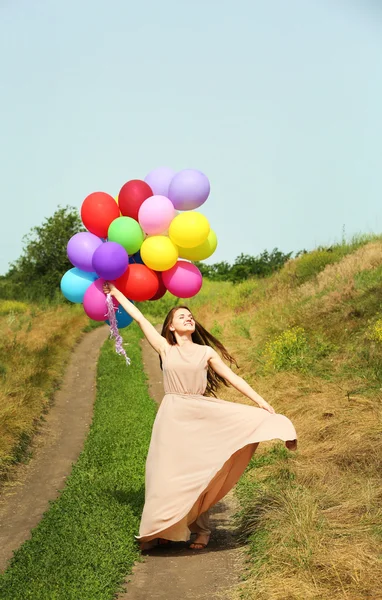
[
  {"left": 103, "top": 282, "right": 168, "bottom": 355},
  {"left": 207, "top": 348, "right": 275, "bottom": 414}
]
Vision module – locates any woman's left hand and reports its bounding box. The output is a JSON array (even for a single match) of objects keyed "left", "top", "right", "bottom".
[{"left": 255, "top": 398, "right": 275, "bottom": 414}]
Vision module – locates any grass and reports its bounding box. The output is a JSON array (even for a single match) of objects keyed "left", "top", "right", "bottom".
[
  {"left": 0, "top": 299, "right": 106, "bottom": 482},
  {"left": 2, "top": 231, "right": 381, "bottom": 598},
  {"left": 0, "top": 323, "right": 156, "bottom": 600},
  {"left": 143, "top": 233, "right": 382, "bottom": 600}
]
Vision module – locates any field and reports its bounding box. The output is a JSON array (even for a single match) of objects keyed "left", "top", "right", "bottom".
[
  {"left": 0, "top": 300, "right": 97, "bottom": 481},
  {"left": 0, "top": 324, "right": 155, "bottom": 599},
  {"left": 1, "top": 233, "right": 382, "bottom": 599},
  {"left": 143, "top": 234, "right": 382, "bottom": 600}
]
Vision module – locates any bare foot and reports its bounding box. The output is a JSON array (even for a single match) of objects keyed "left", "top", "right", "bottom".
[
  {"left": 139, "top": 539, "right": 157, "bottom": 551},
  {"left": 189, "top": 533, "right": 210, "bottom": 550}
]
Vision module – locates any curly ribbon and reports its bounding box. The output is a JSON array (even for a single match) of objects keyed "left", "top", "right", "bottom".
[{"left": 105, "top": 293, "right": 131, "bottom": 366}]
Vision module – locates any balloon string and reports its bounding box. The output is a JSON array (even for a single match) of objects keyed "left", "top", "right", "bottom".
[{"left": 105, "top": 294, "right": 131, "bottom": 366}]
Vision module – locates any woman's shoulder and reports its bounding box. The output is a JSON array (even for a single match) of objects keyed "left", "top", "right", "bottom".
[{"left": 202, "top": 345, "right": 216, "bottom": 360}]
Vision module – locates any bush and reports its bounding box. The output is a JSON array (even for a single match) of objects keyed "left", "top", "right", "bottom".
[
  {"left": 262, "top": 326, "right": 333, "bottom": 373},
  {"left": 0, "top": 300, "right": 29, "bottom": 315},
  {"left": 367, "top": 318, "right": 382, "bottom": 344}
]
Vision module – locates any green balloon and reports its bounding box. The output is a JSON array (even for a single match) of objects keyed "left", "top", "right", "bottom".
[{"left": 108, "top": 217, "right": 144, "bottom": 255}]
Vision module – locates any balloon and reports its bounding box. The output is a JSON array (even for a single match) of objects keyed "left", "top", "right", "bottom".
[
  {"left": 114, "top": 264, "right": 159, "bottom": 302},
  {"left": 162, "top": 261, "right": 203, "bottom": 298},
  {"left": 178, "top": 230, "right": 218, "bottom": 261},
  {"left": 67, "top": 232, "right": 103, "bottom": 272},
  {"left": 106, "top": 304, "right": 133, "bottom": 329},
  {"left": 149, "top": 272, "right": 167, "bottom": 301},
  {"left": 169, "top": 212, "right": 210, "bottom": 248},
  {"left": 129, "top": 250, "right": 145, "bottom": 265},
  {"left": 108, "top": 216, "right": 144, "bottom": 255},
  {"left": 168, "top": 170, "right": 210, "bottom": 210},
  {"left": 60, "top": 268, "right": 98, "bottom": 303},
  {"left": 92, "top": 241, "right": 129, "bottom": 280},
  {"left": 115, "top": 195, "right": 119, "bottom": 204},
  {"left": 144, "top": 167, "right": 176, "bottom": 197},
  {"left": 81, "top": 192, "right": 120, "bottom": 238},
  {"left": 118, "top": 180, "right": 153, "bottom": 220},
  {"left": 140, "top": 236, "right": 178, "bottom": 271},
  {"left": 138, "top": 195, "right": 175, "bottom": 235},
  {"left": 83, "top": 278, "right": 118, "bottom": 321}
]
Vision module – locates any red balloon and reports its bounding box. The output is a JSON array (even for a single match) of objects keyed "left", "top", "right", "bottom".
[
  {"left": 114, "top": 264, "right": 159, "bottom": 302},
  {"left": 118, "top": 180, "right": 153, "bottom": 221},
  {"left": 149, "top": 272, "right": 167, "bottom": 301},
  {"left": 81, "top": 192, "right": 120, "bottom": 238}
]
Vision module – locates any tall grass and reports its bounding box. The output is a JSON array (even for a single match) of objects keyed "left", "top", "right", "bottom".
[
  {"left": 0, "top": 301, "right": 93, "bottom": 481},
  {"left": 139, "top": 234, "right": 382, "bottom": 600}
]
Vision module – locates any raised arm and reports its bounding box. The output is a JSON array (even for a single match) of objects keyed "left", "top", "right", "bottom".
[
  {"left": 206, "top": 348, "right": 275, "bottom": 414},
  {"left": 103, "top": 282, "right": 168, "bottom": 355}
]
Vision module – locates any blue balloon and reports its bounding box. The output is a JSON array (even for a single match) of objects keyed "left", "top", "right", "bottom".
[
  {"left": 129, "top": 250, "right": 144, "bottom": 265},
  {"left": 106, "top": 304, "right": 133, "bottom": 329},
  {"left": 61, "top": 268, "right": 98, "bottom": 303}
]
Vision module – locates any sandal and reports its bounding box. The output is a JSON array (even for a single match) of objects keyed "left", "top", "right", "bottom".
[{"left": 189, "top": 534, "right": 210, "bottom": 550}]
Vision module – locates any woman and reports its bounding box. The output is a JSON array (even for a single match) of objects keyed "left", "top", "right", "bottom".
[{"left": 103, "top": 282, "right": 297, "bottom": 552}]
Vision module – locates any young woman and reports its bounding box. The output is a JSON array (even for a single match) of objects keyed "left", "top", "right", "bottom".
[{"left": 103, "top": 282, "right": 297, "bottom": 552}]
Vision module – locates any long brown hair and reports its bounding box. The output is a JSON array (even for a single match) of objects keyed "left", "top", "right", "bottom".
[{"left": 160, "top": 305, "right": 238, "bottom": 397}]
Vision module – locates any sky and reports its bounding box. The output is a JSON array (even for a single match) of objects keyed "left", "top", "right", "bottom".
[{"left": 1, "top": 0, "right": 381, "bottom": 274}]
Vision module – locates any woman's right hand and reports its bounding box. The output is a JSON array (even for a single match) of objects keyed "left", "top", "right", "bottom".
[{"left": 103, "top": 281, "right": 117, "bottom": 296}]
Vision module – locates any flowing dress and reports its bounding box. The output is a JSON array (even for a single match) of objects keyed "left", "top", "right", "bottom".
[{"left": 135, "top": 343, "right": 297, "bottom": 543}]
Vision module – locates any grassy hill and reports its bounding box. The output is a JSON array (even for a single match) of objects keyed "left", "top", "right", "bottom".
[{"left": 142, "top": 234, "right": 382, "bottom": 600}]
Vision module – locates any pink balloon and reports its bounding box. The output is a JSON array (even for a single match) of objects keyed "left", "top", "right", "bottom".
[
  {"left": 162, "top": 261, "right": 202, "bottom": 298},
  {"left": 138, "top": 195, "right": 175, "bottom": 235},
  {"left": 83, "top": 278, "right": 119, "bottom": 321}
]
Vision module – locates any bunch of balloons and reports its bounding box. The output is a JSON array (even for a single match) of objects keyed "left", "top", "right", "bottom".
[{"left": 60, "top": 167, "right": 217, "bottom": 328}]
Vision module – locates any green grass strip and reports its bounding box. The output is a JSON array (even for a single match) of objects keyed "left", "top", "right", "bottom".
[{"left": 0, "top": 324, "right": 157, "bottom": 600}]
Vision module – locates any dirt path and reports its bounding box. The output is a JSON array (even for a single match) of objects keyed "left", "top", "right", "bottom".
[
  {"left": 117, "top": 333, "right": 245, "bottom": 600},
  {"left": 0, "top": 325, "right": 109, "bottom": 573}
]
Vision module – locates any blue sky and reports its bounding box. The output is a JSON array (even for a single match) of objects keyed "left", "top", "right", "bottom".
[{"left": 1, "top": 0, "right": 381, "bottom": 274}]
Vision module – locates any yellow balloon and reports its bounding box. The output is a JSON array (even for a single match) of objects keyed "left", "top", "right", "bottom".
[
  {"left": 114, "top": 195, "right": 119, "bottom": 204},
  {"left": 169, "top": 212, "right": 210, "bottom": 249},
  {"left": 140, "top": 236, "right": 178, "bottom": 271},
  {"left": 178, "top": 230, "right": 218, "bottom": 261}
]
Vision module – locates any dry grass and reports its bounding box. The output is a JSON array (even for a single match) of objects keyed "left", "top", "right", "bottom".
[
  {"left": 181, "top": 240, "right": 382, "bottom": 600},
  {"left": 0, "top": 301, "right": 89, "bottom": 481}
]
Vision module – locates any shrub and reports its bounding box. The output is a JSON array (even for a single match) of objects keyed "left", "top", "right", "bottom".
[
  {"left": 367, "top": 318, "right": 382, "bottom": 344},
  {"left": 262, "top": 326, "right": 333, "bottom": 373},
  {"left": 0, "top": 300, "right": 29, "bottom": 315}
]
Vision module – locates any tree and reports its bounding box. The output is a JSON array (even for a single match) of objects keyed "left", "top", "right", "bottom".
[
  {"left": 2, "top": 206, "right": 84, "bottom": 301},
  {"left": 195, "top": 260, "right": 232, "bottom": 281},
  {"left": 224, "top": 249, "right": 293, "bottom": 283},
  {"left": 195, "top": 248, "right": 292, "bottom": 283}
]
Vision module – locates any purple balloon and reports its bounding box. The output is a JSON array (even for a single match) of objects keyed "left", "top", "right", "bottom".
[
  {"left": 144, "top": 167, "right": 176, "bottom": 197},
  {"left": 67, "top": 232, "right": 103, "bottom": 272},
  {"left": 168, "top": 169, "right": 210, "bottom": 211},
  {"left": 92, "top": 241, "right": 129, "bottom": 280}
]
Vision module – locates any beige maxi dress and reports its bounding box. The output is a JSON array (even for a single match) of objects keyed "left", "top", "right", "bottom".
[{"left": 135, "top": 342, "right": 297, "bottom": 543}]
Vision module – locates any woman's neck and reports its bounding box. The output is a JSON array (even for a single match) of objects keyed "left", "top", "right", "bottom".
[{"left": 174, "top": 332, "right": 193, "bottom": 346}]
